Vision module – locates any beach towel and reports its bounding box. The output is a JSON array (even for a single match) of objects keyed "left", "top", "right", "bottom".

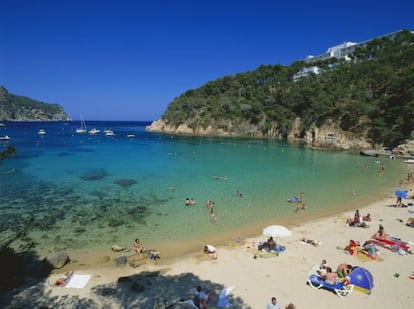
[
  {"left": 355, "top": 251, "right": 384, "bottom": 263},
  {"left": 64, "top": 274, "right": 92, "bottom": 288},
  {"left": 336, "top": 245, "right": 383, "bottom": 262}
]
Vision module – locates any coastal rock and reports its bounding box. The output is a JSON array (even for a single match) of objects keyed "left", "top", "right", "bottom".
[
  {"left": 304, "top": 118, "right": 372, "bottom": 150},
  {"left": 128, "top": 259, "right": 140, "bottom": 268},
  {"left": 115, "top": 256, "right": 127, "bottom": 267},
  {"left": 80, "top": 169, "right": 108, "bottom": 181},
  {"left": 146, "top": 117, "right": 387, "bottom": 151},
  {"left": 43, "top": 252, "right": 69, "bottom": 269},
  {"left": 111, "top": 245, "right": 126, "bottom": 252}
]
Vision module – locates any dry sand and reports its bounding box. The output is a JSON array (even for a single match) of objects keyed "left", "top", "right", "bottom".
[{"left": 3, "top": 197, "right": 414, "bottom": 309}]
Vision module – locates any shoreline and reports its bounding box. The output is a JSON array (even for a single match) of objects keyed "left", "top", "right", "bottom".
[
  {"left": 36, "top": 185, "right": 399, "bottom": 264},
  {"left": 3, "top": 189, "right": 414, "bottom": 308}
]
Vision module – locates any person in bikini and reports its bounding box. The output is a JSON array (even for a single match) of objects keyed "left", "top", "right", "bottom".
[
  {"left": 372, "top": 224, "right": 388, "bottom": 240},
  {"left": 132, "top": 238, "right": 144, "bottom": 255},
  {"left": 51, "top": 271, "right": 74, "bottom": 287}
]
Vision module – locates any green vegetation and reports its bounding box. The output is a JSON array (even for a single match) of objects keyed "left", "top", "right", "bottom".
[
  {"left": 161, "top": 30, "right": 414, "bottom": 147},
  {"left": 13, "top": 95, "right": 65, "bottom": 114}
]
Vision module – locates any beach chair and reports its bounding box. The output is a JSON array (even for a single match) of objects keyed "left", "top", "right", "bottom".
[{"left": 308, "top": 274, "right": 354, "bottom": 298}]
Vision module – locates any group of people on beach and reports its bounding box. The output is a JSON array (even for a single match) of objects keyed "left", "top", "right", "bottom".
[
  {"left": 317, "top": 259, "right": 353, "bottom": 285},
  {"left": 346, "top": 209, "right": 371, "bottom": 227}
]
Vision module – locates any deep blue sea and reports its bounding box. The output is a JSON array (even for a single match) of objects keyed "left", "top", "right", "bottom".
[{"left": 0, "top": 121, "right": 407, "bottom": 260}]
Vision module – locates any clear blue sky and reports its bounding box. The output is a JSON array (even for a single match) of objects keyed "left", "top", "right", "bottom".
[{"left": 1, "top": 0, "right": 413, "bottom": 121}]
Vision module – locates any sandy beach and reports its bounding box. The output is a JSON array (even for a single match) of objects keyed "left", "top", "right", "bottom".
[{"left": 3, "top": 193, "right": 414, "bottom": 308}]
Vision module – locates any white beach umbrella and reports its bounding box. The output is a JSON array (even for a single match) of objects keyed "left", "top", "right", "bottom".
[{"left": 262, "top": 225, "right": 292, "bottom": 238}]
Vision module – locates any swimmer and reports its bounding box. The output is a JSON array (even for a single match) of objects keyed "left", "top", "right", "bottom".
[
  {"left": 235, "top": 190, "right": 244, "bottom": 197},
  {"left": 206, "top": 199, "right": 214, "bottom": 210}
]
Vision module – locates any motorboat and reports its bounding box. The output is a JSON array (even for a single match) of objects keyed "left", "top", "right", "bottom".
[
  {"left": 403, "top": 159, "right": 414, "bottom": 164},
  {"left": 0, "top": 135, "right": 10, "bottom": 141},
  {"left": 88, "top": 128, "right": 101, "bottom": 135},
  {"left": 38, "top": 129, "right": 46, "bottom": 135},
  {"left": 105, "top": 130, "right": 115, "bottom": 136},
  {"left": 127, "top": 134, "right": 135, "bottom": 138}
]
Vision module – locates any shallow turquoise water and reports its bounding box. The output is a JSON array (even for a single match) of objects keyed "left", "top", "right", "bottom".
[{"left": 0, "top": 121, "right": 406, "bottom": 258}]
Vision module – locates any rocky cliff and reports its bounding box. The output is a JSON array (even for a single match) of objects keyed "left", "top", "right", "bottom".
[
  {"left": 146, "top": 117, "right": 373, "bottom": 150},
  {"left": 0, "top": 86, "right": 71, "bottom": 121}
]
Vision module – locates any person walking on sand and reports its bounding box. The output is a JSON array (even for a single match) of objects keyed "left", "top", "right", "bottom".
[{"left": 266, "top": 297, "right": 280, "bottom": 309}]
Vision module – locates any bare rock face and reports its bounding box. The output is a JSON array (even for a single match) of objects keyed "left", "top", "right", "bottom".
[
  {"left": 304, "top": 120, "right": 372, "bottom": 150},
  {"left": 146, "top": 117, "right": 374, "bottom": 150}
]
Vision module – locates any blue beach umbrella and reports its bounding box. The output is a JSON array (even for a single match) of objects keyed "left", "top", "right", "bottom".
[
  {"left": 395, "top": 190, "right": 408, "bottom": 199},
  {"left": 349, "top": 267, "right": 374, "bottom": 294}
]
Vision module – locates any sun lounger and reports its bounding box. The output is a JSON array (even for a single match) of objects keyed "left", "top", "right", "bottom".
[{"left": 308, "top": 274, "right": 354, "bottom": 298}]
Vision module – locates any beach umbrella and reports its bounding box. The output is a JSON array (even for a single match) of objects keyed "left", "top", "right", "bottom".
[
  {"left": 262, "top": 225, "right": 292, "bottom": 238},
  {"left": 349, "top": 267, "right": 374, "bottom": 294},
  {"left": 395, "top": 190, "right": 408, "bottom": 199}
]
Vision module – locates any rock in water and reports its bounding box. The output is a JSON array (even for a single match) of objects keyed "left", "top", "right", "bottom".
[
  {"left": 111, "top": 245, "right": 126, "bottom": 252},
  {"left": 114, "top": 179, "right": 137, "bottom": 187}
]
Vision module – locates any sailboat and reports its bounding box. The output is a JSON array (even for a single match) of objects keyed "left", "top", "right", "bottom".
[{"left": 76, "top": 116, "right": 87, "bottom": 134}]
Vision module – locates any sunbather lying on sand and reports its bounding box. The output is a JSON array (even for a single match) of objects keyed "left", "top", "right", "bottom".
[
  {"left": 301, "top": 237, "right": 321, "bottom": 247},
  {"left": 51, "top": 270, "right": 74, "bottom": 287}
]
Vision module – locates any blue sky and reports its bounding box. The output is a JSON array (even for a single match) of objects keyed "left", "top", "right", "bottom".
[{"left": 1, "top": 0, "right": 413, "bottom": 121}]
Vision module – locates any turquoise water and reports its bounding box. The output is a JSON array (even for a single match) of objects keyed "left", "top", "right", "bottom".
[{"left": 0, "top": 121, "right": 407, "bottom": 259}]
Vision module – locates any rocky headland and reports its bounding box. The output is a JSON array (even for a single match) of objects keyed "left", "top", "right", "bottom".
[{"left": 0, "top": 86, "right": 71, "bottom": 121}]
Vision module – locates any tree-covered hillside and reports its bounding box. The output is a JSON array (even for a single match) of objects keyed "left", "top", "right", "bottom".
[{"left": 160, "top": 30, "right": 414, "bottom": 148}]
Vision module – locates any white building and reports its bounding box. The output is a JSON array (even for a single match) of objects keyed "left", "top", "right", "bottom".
[{"left": 293, "top": 29, "right": 412, "bottom": 80}]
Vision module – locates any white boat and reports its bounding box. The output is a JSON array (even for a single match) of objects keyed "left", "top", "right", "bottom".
[
  {"left": 88, "top": 128, "right": 101, "bottom": 135},
  {"left": 105, "top": 130, "right": 115, "bottom": 136},
  {"left": 127, "top": 134, "right": 135, "bottom": 138},
  {"left": 404, "top": 159, "right": 414, "bottom": 164},
  {"left": 76, "top": 117, "right": 87, "bottom": 134},
  {"left": 0, "top": 135, "right": 10, "bottom": 141},
  {"left": 38, "top": 129, "right": 46, "bottom": 135},
  {"left": 0, "top": 123, "right": 5, "bottom": 127}
]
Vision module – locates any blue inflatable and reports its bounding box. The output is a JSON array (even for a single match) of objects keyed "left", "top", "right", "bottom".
[{"left": 288, "top": 196, "right": 300, "bottom": 203}]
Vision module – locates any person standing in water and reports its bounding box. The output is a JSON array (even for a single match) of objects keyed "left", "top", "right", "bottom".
[{"left": 296, "top": 192, "right": 306, "bottom": 211}]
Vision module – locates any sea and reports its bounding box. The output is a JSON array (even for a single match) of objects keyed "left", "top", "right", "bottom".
[{"left": 0, "top": 121, "right": 409, "bottom": 262}]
